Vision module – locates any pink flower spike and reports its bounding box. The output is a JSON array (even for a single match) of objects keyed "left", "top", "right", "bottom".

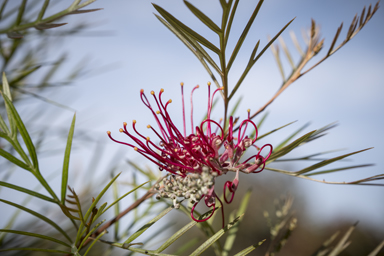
[{"left": 108, "top": 83, "right": 273, "bottom": 226}]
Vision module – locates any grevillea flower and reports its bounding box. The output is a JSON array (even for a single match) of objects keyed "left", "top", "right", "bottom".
[{"left": 107, "top": 82, "right": 272, "bottom": 227}]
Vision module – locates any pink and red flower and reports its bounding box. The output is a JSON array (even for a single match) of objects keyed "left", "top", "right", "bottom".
[{"left": 107, "top": 82, "right": 272, "bottom": 226}]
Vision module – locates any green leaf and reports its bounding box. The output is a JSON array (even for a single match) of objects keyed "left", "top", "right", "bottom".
[
  {"left": 368, "top": 239, "right": 384, "bottom": 256},
  {"left": 305, "top": 164, "right": 373, "bottom": 177},
  {"left": 256, "top": 112, "right": 269, "bottom": 129},
  {"left": 274, "top": 122, "right": 310, "bottom": 151},
  {"left": 83, "top": 230, "right": 107, "bottom": 256},
  {"left": 267, "top": 130, "right": 316, "bottom": 162},
  {"left": 311, "top": 230, "right": 340, "bottom": 256},
  {"left": 230, "top": 96, "right": 243, "bottom": 117},
  {"left": 190, "top": 214, "right": 244, "bottom": 256},
  {"left": 155, "top": 219, "right": 198, "bottom": 252},
  {"left": 37, "top": 0, "right": 50, "bottom": 21},
  {"left": 224, "top": 0, "right": 239, "bottom": 47},
  {"left": 0, "top": 181, "right": 55, "bottom": 203},
  {"left": 61, "top": 113, "right": 76, "bottom": 204},
  {"left": 78, "top": 219, "right": 106, "bottom": 250},
  {"left": 2, "top": 72, "right": 12, "bottom": 101},
  {"left": 82, "top": 172, "right": 121, "bottom": 222},
  {"left": 15, "top": 0, "right": 27, "bottom": 26},
  {"left": 174, "top": 237, "right": 200, "bottom": 255},
  {"left": 223, "top": 190, "right": 252, "bottom": 256},
  {"left": 0, "top": 229, "right": 71, "bottom": 247},
  {"left": 295, "top": 148, "right": 372, "bottom": 175},
  {"left": 227, "top": 0, "right": 264, "bottom": 71},
  {"left": 101, "top": 180, "right": 150, "bottom": 214},
  {"left": 252, "top": 18, "right": 295, "bottom": 65},
  {"left": 184, "top": 1, "right": 221, "bottom": 34},
  {"left": 2, "top": 95, "right": 39, "bottom": 170},
  {"left": 153, "top": 4, "right": 220, "bottom": 54},
  {"left": 123, "top": 206, "right": 173, "bottom": 245},
  {"left": 233, "top": 239, "right": 266, "bottom": 256},
  {"left": 1, "top": 73, "right": 15, "bottom": 136},
  {"left": 304, "top": 122, "right": 338, "bottom": 143},
  {"left": 127, "top": 160, "right": 157, "bottom": 180},
  {"left": 328, "top": 223, "right": 357, "bottom": 256},
  {"left": 0, "top": 199, "right": 72, "bottom": 243},
  {"left": 74, "top": 173, "right": 121, "bottom": 245},
  {"left": 154, "top": 14, "right": 222, "bottom": 75},
  {"left": 229, "top": 17, "right": 295, "bottom": 100},
  {"left": 0, "top": 148, "right": 32, "bottom": 171}
]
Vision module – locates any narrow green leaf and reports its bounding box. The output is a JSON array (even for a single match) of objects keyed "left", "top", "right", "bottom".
[
  {"left": 275, "top": 149, "right": 345, "bottom": 162},
  {"left": 155, "top": 14, "right": 222, "bottom": 75},
  {"left": 304, "top": 122, "right": 338, "bottom": 143},
  {"left": 0, "top": 0, "right": 8, "bottom": 20},
  {"left": 184, "top": 1, "right": 221, "bottom": 34},
  {"left": 1, "top": 73, "right": 16, "bottom": 136},
  {"left": 153, "top": 4, "right": 220, "bottom": 54},
  {"left": 37, "top": 0, "right": 50, "bottom": 21},
  {"left": 278, "top": 36, "right": 295, "bottom": 69},
  {"left": 2, "top": 95, "right": 39, "bottom": 170},
  {"left": 223, "top": 190, "right": 252, "bottom": 256},
  {"left": 311, "top": 230, "right": 340, "bottom": 256},
  {"left": 78, "top": 219, "right": 106, "bottom": 250},
  {"left": 253, "top": 18, "right": 295, "bottom": 64},
  {"left": 2, "top": 72, "right": 12, "bottom": 100},
  {"left": 127, "top": 160, "right": 156, "bottom": 180},
  {"left": 0, "top": 181, "right": 55, "bottom": 203},
  {"left": 0, "top": 148, "right": 32, "bottom": 171},
  {"left": 82, "top": 172, "right": 121, "bottom": 222},
  {"left": 15, "top": 0, "right": 27, "bottom": 26},
  {"left": 0, "top": 113, "right": 9, "bottom": 134},
  {"left": 0, "top": 199, "right": 72, "bottom": 243},
  {"left": 0, "top": 229, "right": 71, "bottom": 247},
  {"left": 256, "top": 112, "right": 269, "bottom": 129},
  {"left": 233, "top": 239, "right": 266, "bottom": 256},
  {"left": 61, "top": 113, "right": 76, "bottom": 204},
  {"left": 229, "top": 17, "right": 295, "bottom": 100},
  {"left": 0, "top": 248, "right": 71, "bottom": 254},
  {"left": 101, "top": 180, "right": 150, "bottom": 214},
  {"left": 305, "top": 164, "right": 373, "bottom": 177},
  {"left": 155, "top": 220, "right": 197, "bottom": 252},
  {"left": 230, "top": 96, "right": 243, "bottom": 117},
  {"left": 83, "top": 230, "right": 107, "bottom": 256},
  {"left": 368, "top": 239, "right": 384, "bottom": 256},
  {"left": 224, "top": 0, "right": 239, "bottom": 47},
  {"left": 274, "top": 122, "right": 310, "bottom": 151},
  {"left": 295, "top": 148, "right": 372, "bottom": 175},
  {"left": 267, "top": 130, "right": 316, "bottom": 162},
  {"left": 74, "top": 173, "right": 121, "bottom": 245},
  {"left": 112, "top": 180, "right": 120, "bottom": 240},
  {"left": 174, "top": 237, "right": 200, "bottom": 255},
  {"left": 328, "top": 223, "right": 357, "bottom": 256},
  {"left": 227, "top": 0, "right": 264, "bottom": 71},
  {"left": 124, "top": 206, "right": 173, "bottom": 245},
  {"left": 190, "top": 214, "right": 243, "bottom": 256}
]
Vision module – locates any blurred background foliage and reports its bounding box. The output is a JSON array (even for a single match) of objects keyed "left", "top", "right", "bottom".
[{"left": 0, "top": 0, "right": 383, "bottom": 255}]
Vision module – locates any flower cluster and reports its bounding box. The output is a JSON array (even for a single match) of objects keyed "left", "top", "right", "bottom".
[{"left": 107, "top": 82, "right": 272, "bottom": 226}]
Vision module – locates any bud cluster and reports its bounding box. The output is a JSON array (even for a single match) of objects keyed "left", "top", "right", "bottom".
[{"left": 154, "top": 167, "right": 217, "bottom": 209}]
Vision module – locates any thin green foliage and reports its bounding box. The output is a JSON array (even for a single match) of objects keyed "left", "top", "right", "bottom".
[
  {"left": 61, "top": 113, "right": 76, "bottom": 204},
  {"left": 0, "top": 199, "right": 72, "bottom": 243}
]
